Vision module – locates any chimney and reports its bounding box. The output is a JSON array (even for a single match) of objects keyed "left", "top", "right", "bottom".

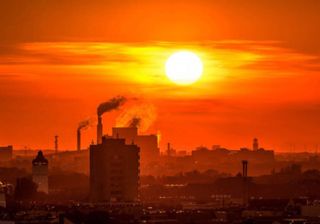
[
  {"left": 253, "top": 138, "right": 259, "bottom": 151},
  {"left": 242, "top": 160, "right": 248, "bottom": 177},
  {"left": 242, "top": 160, "right": 248, "bottom": 207},
  {"left": 97, "top": 115, "right": 103, "bottom": 144},
  {"left": 96, "top": 96, "right": 126, "bottom": 145},
  {"left": 167, "top": 143, "right": 171, "bottom": 156},
  {"left": 77, "top": 129, "right": 81, "bottom": 151},
  {"left": 55, "top": 135, "right": 58, "bottom": 153}
]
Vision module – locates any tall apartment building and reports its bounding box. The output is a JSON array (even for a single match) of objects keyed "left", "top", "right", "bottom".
[{"left": 90, "top": 137, "right": 140, "bottom": 202}]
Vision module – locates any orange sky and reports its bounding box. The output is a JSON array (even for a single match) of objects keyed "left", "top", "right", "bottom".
[{"left": 0, "top": 0, "right": 319, "bottom": 152}]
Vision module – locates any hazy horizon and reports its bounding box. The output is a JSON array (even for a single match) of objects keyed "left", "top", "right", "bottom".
[{"left": 1, "top": 0, "right": 319, "bottom": 152}]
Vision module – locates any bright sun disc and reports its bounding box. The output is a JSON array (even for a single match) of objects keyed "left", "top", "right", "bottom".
[{"left": 165, "top": 51, "right": 203, "bottom": 85}]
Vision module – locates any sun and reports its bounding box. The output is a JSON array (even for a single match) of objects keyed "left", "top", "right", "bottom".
[{"left": 165, "top": 51, "right": 203, "bottom": 85}]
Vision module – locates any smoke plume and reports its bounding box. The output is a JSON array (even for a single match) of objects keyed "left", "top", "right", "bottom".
[
  {"left": 129, "top": 117, "right": 141, "bottom": 128},
  {"left": 97, "top": 96, "right": 126, "bottom": 116},
  {"left": 78, "top": 119, "right": 90, "bottom": 131},
  {"left": 116, "top": 103, "right": 157, "bottom": 132}
]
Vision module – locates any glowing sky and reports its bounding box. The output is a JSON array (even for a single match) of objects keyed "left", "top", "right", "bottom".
[{"left": 0, "top": 0, "right": 319, "bottom": 152}]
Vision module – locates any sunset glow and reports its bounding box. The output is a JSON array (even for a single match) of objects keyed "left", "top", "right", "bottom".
[{"left": 0, "top": 40, "right": 319, "bottom": 152}]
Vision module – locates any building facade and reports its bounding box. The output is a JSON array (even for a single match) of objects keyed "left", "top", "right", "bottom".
[
  {"left": 112, "top": 127, "right": 159, "bottom": 164},
  {"left": 0, "top": 145, "right": 13, "bottom": 162},
  {"left": 90, "top": 137, "right": 140, "bottom": 202}
]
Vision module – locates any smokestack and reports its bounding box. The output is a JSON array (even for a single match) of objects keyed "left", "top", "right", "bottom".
[
  {"left": 77, "top": 119, "right": 90, "bottom": 150},
  {"left": 77, "top": 129, "right": 81, "bottom": 151},
  {"left": 55, "top": 135, "right": 58, "bottom": 153},
  {"left": 242, "top": 160, "right": 248, "bottom": 177},
  {"left": 242, "top": 160, "right": 248, "bottom": 207},
  {"left": 253, "top": 138, "right": 259, "bottom": 151},
  {"left": 96, "top": 96, "right": 126, "bottom": 144},
  {"left": 97, "top": 115, "right": 103, "bottom": 144}
]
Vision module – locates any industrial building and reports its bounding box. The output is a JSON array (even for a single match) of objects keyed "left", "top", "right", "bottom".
[
  {"left": 32, "top": 151, "right": 49, "bottom": 194},
  {"left": 111, "top": 127, "right": 159, "bottom": 164},
  {"left": 0, "top": 145, "right": 13, "bottom": 162},
  {"left": 90, "top": 137, "right": 140, "bottom": 202}
]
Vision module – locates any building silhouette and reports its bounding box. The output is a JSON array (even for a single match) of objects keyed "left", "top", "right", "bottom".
[
  {"left": 111, "top": 127, "right": 159, "bottom": 164},
  {"left": 90, "top": 137, "right": 140, "bottom": 202},
  {"left": 0, "top": 145, "right": 13, "bottom": 162},
  {"left": 32, "top": 151, "right": 49, "bottom": 194},
  {"left": 242, "top": 160, "right": 249, "bottom": 206},
  {"left": 77, "top": 128, "right": 81, "bottom": 151},
  {"left": 54, "top": 135, "right": 59, "bottom": 153}
]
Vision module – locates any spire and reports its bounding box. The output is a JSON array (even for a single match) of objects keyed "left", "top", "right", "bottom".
[{"left": 32, "top": 150, "right": 48, "bottom": 165}]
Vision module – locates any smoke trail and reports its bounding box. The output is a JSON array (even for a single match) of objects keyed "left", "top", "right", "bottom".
[
  {"left": 116, "top": 103, "right": 157, "bottom": 132},
  {"left": 78, "top": 120, "right": 90, "bottom": 131},
  {"left": 129, "top": 117, "right": 141, "bottom": 128},
  {"left": 97, "top": 96, "right": 126, "bottom": 116}
]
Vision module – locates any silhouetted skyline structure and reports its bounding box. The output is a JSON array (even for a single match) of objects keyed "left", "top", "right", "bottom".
[
  {"left": 0, "top": 146, "right": 12, "bottom": 162},
  {"left": 96, "top": 96, "right": 126, "bottom": 144},
  {"left": 54, "top": 136, "right": 58, "bottom": 154},
  {"left": 77, "top": 119, "right": 90, "bottom": 151},
  {"left": 111, "top": 127, "right": 159, "bottom": 164},
  {"left": 242, "top": 160, "right": 249, "bottom": 207},
  {"left": 253, "top": 138, "right": 259, "bottom": 151},
  {"left": 90, "top": 137, "right": 139, "bottom": 202},
  {"left": 32, "top": 151, "right": 49, "bottom": 194}
]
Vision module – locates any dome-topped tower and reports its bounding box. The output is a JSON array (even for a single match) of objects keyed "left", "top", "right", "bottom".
[
  {"left": 32, "top": 151, "right": 48, "bottom": 194},
  {"left": 32, "top": 151, "right": 48, "bottom": 165}
]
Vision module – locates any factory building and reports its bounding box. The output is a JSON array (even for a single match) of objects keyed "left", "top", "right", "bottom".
[
  {"left": 112, "top": 127, "right": 159, "bottom": 164},
  {"left": 90, "top": 137, "right": 140, "bottom": 202},
  {"left": 0, "top": 145, "right": 13, "bottom": 162},
  {"left": 32, "top": 151, "right": 49, "bottom": 194},
  {"left": 112, "top": 127, "right": 138, "bottom": 143},
  {"left": 134, "top": 135, "right": 158, "bottom": 162}
]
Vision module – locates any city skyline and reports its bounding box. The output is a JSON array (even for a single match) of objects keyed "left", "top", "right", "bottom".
[{"left": 1, "top": 0, "right": 320, "bottom": 152}]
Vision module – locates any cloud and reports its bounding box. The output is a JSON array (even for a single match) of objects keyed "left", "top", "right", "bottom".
[
  {"left": 0, "top": 40, "right": 319, "bottom": 105},
  {"left": 0, "top": 41, "right": 318, "bottom": 70},
  {"left": 0, "top": 43, "right": 139, "bottom": 65}
]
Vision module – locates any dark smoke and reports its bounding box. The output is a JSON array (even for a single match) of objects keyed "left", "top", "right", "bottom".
[
  {"left": 129, "top": 117, "right": 141, "bottom": 128},
  {"left": 78, "top": 120, "right": 90, "bottom": 131},
  {"left": 97, "top": 96, "right": 126, "bottom": 116}
]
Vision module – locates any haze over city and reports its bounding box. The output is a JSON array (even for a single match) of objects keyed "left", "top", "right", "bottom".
[{"left": 1, "top": 0, "right": 320, "bottom": 152}]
